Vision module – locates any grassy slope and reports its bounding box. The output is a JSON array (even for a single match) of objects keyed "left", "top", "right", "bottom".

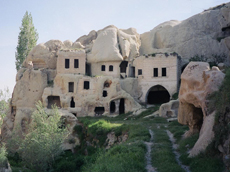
[{"left": 9, "top": 108, "right": 225, "bottom": 172}]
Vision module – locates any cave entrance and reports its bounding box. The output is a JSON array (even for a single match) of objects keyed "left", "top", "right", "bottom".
[
  {"left": 47, "top": 96, "right": 61, "bottom": 108},
  {"left": 110, "top": 101, "right": 115, "bottom": 113},
  {"left": 94, "top": 107, "right": 105, "bottom": 116},
  {"left": 119, "top": 98, "right": 125, "bottom": 114},
  {"left": 70, "top": 97, "right": 75, "bottom": 108},
  {"left": 147, "top": 85, "right": 170, "bottom": 104}
]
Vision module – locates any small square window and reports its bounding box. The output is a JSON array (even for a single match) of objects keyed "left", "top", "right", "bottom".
[
  {"left": 138, "top": 69, "right": 142, "bottom": 75},
  {"left": 154, "top": 68, "right": 158, "bottom": 77},
  {"left": 65, "top": 59, "right": 69, "bottom": 69},
  {"left": 162, "top": 68, "right": 166, "bottom": 77},
  {"left": 109, "top": 65, "right": 113, "bottom": 71},
  {"left": 101, "top": 65, "right": 106, "bottom": 71},
  {"left": 84, "top": 81, "right": 90, "bottom": 90},
  {"left": 74, "top": 59, "right": 79, "bottom": 68}
]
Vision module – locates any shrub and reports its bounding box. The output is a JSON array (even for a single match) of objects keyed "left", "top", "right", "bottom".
[{"left": 7, "top": 101, "right": 69, "bottom": 171}]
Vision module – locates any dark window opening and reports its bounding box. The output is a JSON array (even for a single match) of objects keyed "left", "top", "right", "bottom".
[
  {"left": 138, "top": 69, "right": 142, "bottom": 75},
  {"left": 84, "top": 81, "right": 90, "bottom": 90},
  {"left": 86, "top": 63, "right": 91, "bottom": 76},
  {"left": 119, "top": 98, "right": 125, "bottom": 115},
  {"left": 103, "top": 90, "right": 107, "bottom": 97},
  {"left": 120, "top": 61, "right": 128, "bottom": 73},
  {"left": 74, "top": 59, "right": 79, "bottom": 68},
  {"left": 101, "top": 65, "right": 106, "bottom": 71},
  {"left": 94, "top": 107, "right": 105, "bottom": 116},
  {"left": 65, "top": 59, "right": 69, "bottom": 69},
  {"left": 162, "top": 68, "right": 166, "bottom": 77},
  {"left": 69, "top": 82, "right": 74, "bottom": 92},
  {"left": 72, "top": 113, "right": 77, "bottom": 117},
  {"left": 70, "top": 97, "right": 75, "bottom": 108},
  {"left": 110, "top": 101, "right": 116, "bottom": 113},
  {"left": 109, "top": 65, "right": 113, "bottom": 71},
  {"left": 154, "top": 68, "right": 158, "bottom": 77},
  {"left": 48, "top": 96, "right": 61, "bottom": 108},
  {"left": 147, "top": 85, "right": 170, "bottom": 104}
]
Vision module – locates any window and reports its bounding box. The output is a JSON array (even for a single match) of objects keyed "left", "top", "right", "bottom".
[
  {"left": 101, "top": 65, "right": 106, "bottom": 71},
  {"left": 103, "top": 90, "right": 107, "bottom": 97},
  {"left": 138, "top": 69, "right": 142, "bottom": 75},
  {"left": 65, "top": 59, "right": 69, "bottom": 69},
  {"left": 69, "top": 82, "right": 74, "bottom": 92},
  {"left": 84, "top": 81, "right": 90, "bottom": 90},
  {"left": 154, "top": 68, "right": 158, "bottom": 77},
  {"left": 162, "top": 68, "right": 166, "bottom": 77},
  {"left": 109, "top": 65, "right": 113, "bottom": 71},
  {"left": 70, "top": 97, "right": 75, "bottom": 108},
  {"left": 74, "top": 59, "right": 79, "bottom": 68}
]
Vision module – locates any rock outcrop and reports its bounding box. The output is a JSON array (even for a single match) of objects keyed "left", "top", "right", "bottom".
[
  {"left": 140, "top": 3, "right": 230, "bottom": 64},
  {"left": 178, "top": 62, "right": 225, "bottom": 156},
  {"left": 159, "top": 100, "right": 179, "bottom": 118}
]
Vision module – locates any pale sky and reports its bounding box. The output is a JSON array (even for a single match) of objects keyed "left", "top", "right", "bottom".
[{"left": 0, "top": 0, "right": 229, "bottom": 94}]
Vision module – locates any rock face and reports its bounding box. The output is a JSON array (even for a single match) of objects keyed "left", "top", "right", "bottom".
[
  {"left": 159, "top": 100, "right": 179, "bottom": 118},
  {"left": 178, "top": 62, "right": 225, "bottom": 156},
  {"left": 3, "top": 2, "right": 230, "bottom": 152},
  {"left": 140, "top": 3, "right": 230, "bottom": 64}
]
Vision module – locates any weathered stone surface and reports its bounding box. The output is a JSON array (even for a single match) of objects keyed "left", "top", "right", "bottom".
[
  {"left": 75, "top": 30, "right": 97, "bottom": 46},
  {"left": 140, "top": 3, "right": 230, "bottom": 63},
  {"left": 178, "top": 62, "right": 225, "bottom": 156},
  {"left": 23, "top": 40, "right": 64, "bottom": 69},
  {"left": 87, "top": 26, "right": 123, "bottom": 63},
  {"left": 12, "top": 69, "right": 47, "bottom": 108},
  {"left": 159, "top": 100, "right": 179, "bottom": 118}
]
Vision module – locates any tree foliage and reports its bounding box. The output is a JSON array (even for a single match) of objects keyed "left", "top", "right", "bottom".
[
  {"left": 7, "top": 102, "right": 68, "bottom": 171},
  {"left": 15, "top": 11, "right": 38, "bottom": 71},
  {"left": 0, "top": 88, "right": 10, "bottom": 127}
]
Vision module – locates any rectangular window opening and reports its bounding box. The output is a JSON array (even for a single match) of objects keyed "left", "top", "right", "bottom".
[
  {"left": 162, "top": 68, "right": 166, "bottom": 77},
  {"left": 154, "top": 68, "right": 158, "bottom": 77},
  {"left": 69, "top": 82, "right": 74, "bottom": 92},
  {"left": 109, "top": 65, "right": 113, "bottom": 71},
  {"left": 84, "top": 81, "right": 90, "bottom": 90},
  {"left": 138, "top": 69, "right": 142, "bottom": 75},
  {"left": 65, "top": 59, "right": 69, "bottom": 69},
  {"left": 101, "top": 65, "right": 106, "bottom": 71},
  {"left": 74, "top": 59, "right": 79, "bottom": 68}
]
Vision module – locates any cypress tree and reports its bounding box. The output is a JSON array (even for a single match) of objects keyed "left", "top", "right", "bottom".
[{"left": 15, "top": 11, "right": 38, "bottom": 71}]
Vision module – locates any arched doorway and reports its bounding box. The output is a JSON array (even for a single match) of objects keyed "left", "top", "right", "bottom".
[{"left": 146, "top": 85, "right": 170, "bottom": 104}]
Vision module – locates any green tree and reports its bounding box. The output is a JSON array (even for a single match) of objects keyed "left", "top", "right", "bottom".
[
  {"left": 0, "top": 88, "right": 10, "bottom": 127},
  {"left": 15, "top": 11, "right": 38, "bottom": 71},
  {"left": 7, "top": 101, "right": 68, "bottom": 171}
]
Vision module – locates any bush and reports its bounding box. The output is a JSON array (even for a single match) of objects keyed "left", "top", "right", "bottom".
[{"left": 7, "top": 101, "right": 69, "bottom": 171}]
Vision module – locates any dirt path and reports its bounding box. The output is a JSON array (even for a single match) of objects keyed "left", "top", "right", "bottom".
[
  {"left": 166, "top": 130, "right": 190, "bottom": 172},
  {"left": 144, "top": 129, "right": 157, "bottom": 172}
]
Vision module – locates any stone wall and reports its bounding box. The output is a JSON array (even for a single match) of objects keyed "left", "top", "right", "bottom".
[
  {"left": 57, "top": 50, "right": 86, "bottom": 75},
  {"left": 133, "top": 54, "right": 179, "bottom": 103}
]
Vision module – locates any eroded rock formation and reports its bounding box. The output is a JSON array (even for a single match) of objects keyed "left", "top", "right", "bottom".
[
  {"left": 140, "top": 3, "right": 230, "bottom": 64},
  {"left": 178, "top": 62, "right": 225, "bottom": 156}
]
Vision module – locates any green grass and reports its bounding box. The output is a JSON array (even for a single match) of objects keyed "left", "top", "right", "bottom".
[
  {"left": 82, "top": 142, "right": 146, "bottom": 172},
  {"left": 151, "top": 126, "right": 185, "bottom": 172},
  {"left": 168, "top": 120, "right": 224, "bottom": 172},
  {"left": 8, "top": 108, "right": 226, "bottom": 172}
]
